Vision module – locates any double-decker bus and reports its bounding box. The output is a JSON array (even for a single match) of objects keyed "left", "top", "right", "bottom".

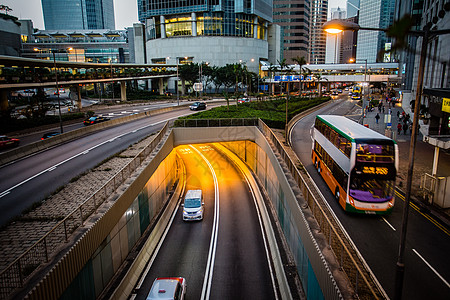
[
  {"left": 351, "top": 85, "right": 362, "bottom": 100},
  {"left": 311, "top": 115, "right": 398, "bottom": 214}
]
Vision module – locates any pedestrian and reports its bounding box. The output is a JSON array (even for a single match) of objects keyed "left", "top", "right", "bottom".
[
  {"left": 375, "top": 113, "right": 380, "bottom": 124},
  {"left": 403, "top": 123, "right": 408, "bottom": 135},
  {"left": 388, "top": 108, "right": 391, "bottom": 115},
  {"left": 382, "top": 106, "right": 385, "bottom": 113},
  {"left": 397, "top": 111, "right": 400, "bottom": 118},
  {"left": 397, "top": 123, "right": 402, "bottom": 135}
]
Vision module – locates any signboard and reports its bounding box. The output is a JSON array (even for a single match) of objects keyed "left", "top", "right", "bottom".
[
  {"left": 193, "top": 83, "right": 203, "bottom": 92},
  {"left": 442, "top": 98, "right": 450, "bottom": 113},
  {"left": 362, "top": 166, "right": 389, "bottom": 175}
]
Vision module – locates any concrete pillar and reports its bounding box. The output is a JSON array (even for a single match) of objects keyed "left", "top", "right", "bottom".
[
  {"left": 319, "top": 82, "right": 322, "bottom": 97},
  {"left": 120, "top": 81, "right": 127, "bottom": 101},
  {"left": 0, "top": 89, "right": 8, "bottom": 113},
  {"left": 159, "top": 78, "right": 164, "bottom": 95},
  {"left": 160, "top": 16, "right": 166, "bottom": 38},
  {"left": 191, "top": 13, "right": 197, "bottom": 36},
  {"left": 76, "top": 85, "right": 82, "bottom": 111},
  {"left": 432, "top": 146, "right": 439, "bottom": 176},
  {"left": 254, "top": 17, "right": 258, "bottom": 39}
]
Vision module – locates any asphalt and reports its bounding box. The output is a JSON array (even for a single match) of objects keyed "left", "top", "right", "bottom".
[{"left": 360, "top": 96, "right": 450, "bottom": 226}]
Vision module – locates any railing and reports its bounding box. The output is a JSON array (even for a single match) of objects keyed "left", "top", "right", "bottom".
[
  {"left": 174, "top": 118, "right": 259, "bottom": 127},
  {"left": 258, "top": 119, "right": 387, "bottom": 299},
  {"left": 0, "top": 122, "right": 170, "bottom": 300},
  {"left": 420, "top": 173, "right": 436, "bottom": 204}
]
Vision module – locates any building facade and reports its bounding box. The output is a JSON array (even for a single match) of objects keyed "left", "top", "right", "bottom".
[
  {"left": 309, "top": 0, "right": 328, "bottom": 64},
  {"left": 346, "top": 0, "right": 360, "bottom": 18},
  {"left": 137, "top": 0, "right": 274, "bottom": 73},
  {"left": 325, "top": 7, "right": 345, "bottom": 64},
  {"left": 0, "top": 13, "right": 22, "bottom": 56},
  {"left": 272, "top": 0, "right": 310, "bottom": 63},
  {"left": 42, "top": 0, "right": 115, "bottom": 30},
  {"left": 356, "top": 0, "right": 396, "bottom": 63},
  {"left": 21, "top": 29, "right": 129, "bottom": 63}
]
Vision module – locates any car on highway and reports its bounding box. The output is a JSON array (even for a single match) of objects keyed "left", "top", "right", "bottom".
[
  {"left": 41, "top": 132, "right": 61, "bottom": 140},
  {"left": 0, "top": 136, "right": 20, "bottom": 149},
  {"left": 147, "top": 277, "right": 186, "bottom": 300},
  {"left": 238, "top": 97, "right": 249, "bottom": 103},
  {"left": 189, "top": 102, "right": 206, "bottom": 111},
  {"left": 83, "top": 116, "right": 110, "bottom": 126},
  {"left": 182, "top": 189, "right": 204, "bottom": 221},
  {"left": 331, "top": 90, "right": 339, "bottom": 95}
]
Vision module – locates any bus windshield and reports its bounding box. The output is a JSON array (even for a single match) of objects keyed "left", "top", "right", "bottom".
[
  {"left": 349, "top": 178, "right": 394, "bottom": 202},
  {"left": 356, "top": 143, "right": 394, "bottom": 163}
]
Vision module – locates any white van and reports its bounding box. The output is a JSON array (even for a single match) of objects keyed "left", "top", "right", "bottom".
[{"left": 182, "top": 190, "right": 204, "bottom": 221}]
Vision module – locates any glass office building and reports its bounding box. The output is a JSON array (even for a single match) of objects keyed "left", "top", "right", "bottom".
[
  {"left": 356, "top": 0, "right": 396, "bottom": 63},
  {"left": 42, "top": 0, "right": 115, "bottom": 30},
  {"left": 137, "top": 0, "right": 274, "bottom": 72}
]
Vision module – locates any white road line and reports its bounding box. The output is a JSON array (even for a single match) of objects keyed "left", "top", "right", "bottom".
[
  {"left": 47, "top": 167, "right": 56, "bottom": 172},
  {"left": 0, "top": 191, "right": 10, "bottom": 198},
  {"left": 412, "top": 249, "right": 450, "bottom": 288},
  {"left": 191, "top": 145, "right": 220, "bottom": 300},
  {"left": 381, "top": 217, "right": 396, "bottom": 231},
  {"left": 0, "top": 120, "right": 165, "bottom": 197}
]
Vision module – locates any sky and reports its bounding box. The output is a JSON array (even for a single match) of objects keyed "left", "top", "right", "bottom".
[{"left": 3, "top": 0, "right": 345, "bottom": 30}]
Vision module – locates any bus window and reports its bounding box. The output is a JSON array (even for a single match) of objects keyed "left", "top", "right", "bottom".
[{"left": 356, "top": 143, "right": 394, "bottom": 163}]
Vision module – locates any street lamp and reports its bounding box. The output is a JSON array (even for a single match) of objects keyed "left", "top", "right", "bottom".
[
  {"left": 349, "top": 58, "right": 367, "bottom": 122},
  {"left": 52, "top": 50, "right": 64, "bottom": 133},
  {"left": 323, "top": 18, "right": 450, "bottom": 300}
]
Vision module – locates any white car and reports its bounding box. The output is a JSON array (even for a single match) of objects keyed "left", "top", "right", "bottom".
[
  {"left": 182, "top": 190, "right": 204, "bottom": 221},
  {"left": 146, "top": 277, "right": 186, "bottom": 300}
]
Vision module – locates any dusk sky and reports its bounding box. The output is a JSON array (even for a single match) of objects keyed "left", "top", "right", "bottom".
[{"left": 3, "top": 0, "right": 346, "bottom": 30}]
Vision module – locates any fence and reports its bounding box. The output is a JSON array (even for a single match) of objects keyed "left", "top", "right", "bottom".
[
  {"left": 258, "top": 119, "right": 387, "bottom": 299},
  {"left": 0, "top": 122, "right": 169, "bottom": 300}
]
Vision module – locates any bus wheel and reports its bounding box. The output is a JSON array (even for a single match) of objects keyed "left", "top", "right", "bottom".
[
  {"left": 335, "top": 188, "right": 340, "bottom": 201},
  {"left": 314, "top": 159, "right": 318, "bottom": 169},
  {"left": 317, "top": 163, "right": 321, "bottom": 173}
]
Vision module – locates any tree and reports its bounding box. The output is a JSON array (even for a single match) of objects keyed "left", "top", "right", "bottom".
[
  {"left": 292, "top": 56, "right": 307, "bottom": 95},
  {"left": 267, "top": 63, "right": 278, "bottom": 95},
  {"left": 178, "top": 63, "right": 199, "bottom": 95}
]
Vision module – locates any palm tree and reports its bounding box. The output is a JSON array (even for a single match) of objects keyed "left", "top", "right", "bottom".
[
  {"left": 277, "top": 58, "right": 292, "bottom": 96},
  {"left": 292, "top": 56, "right": 307, "bottom": 96},
  {"left": 268, "top": 63, "right": 278, "bottom": 95}
]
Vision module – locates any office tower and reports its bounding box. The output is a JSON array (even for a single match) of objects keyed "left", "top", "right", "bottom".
[
  {"left": 356, "top": 0, "right": 396, "bottom": 62},
  {"left": 42, "top": 0, "right": 115, "bottom": 30},
  {"left": 326, "top": 7, "right": 346, "bottom": 64},
  {"left": 347, "top": 0, "right": 360, "bottom": 18},
  {"left": 138, "top": 0, "right": 274, "bottom": 72},
  {"left": 310, "top": 0, "right": 328, "bottom": 64},
  {"left": 273, "top": 0, "right": 310, "bottom": 63}
]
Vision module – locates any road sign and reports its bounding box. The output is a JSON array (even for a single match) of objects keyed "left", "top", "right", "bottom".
[{"left": 193, "top": 83, "right": 203, "bottom": 92}]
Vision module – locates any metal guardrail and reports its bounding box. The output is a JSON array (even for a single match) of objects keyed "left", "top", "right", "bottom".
[
  {"left": 258, "top": 119, "right": 386, "bottom": 299},
  {"left": 174, "top": 118, "right": 259, "bottom": 127},
  {"left": 0, "top": 122, "right": 169, "bottom": 300}
]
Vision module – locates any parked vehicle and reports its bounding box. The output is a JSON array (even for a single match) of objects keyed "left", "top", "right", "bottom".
[
  {"left": 146, "top": 277, "right": 186, "bottom": 300},
  {"left": 41, "top": 132, "right": 61, "bottom": 140},
  {"left": 189, "top": 102, "right": 206, "bottom": 111},
  {"left": 182, "top": 189, "right": 204, "bottom": 221},
  {"left": 0, "top": 136, "right": 20, "bottom": 149},
  {"left": 83, "top": 116, "right": 110, "bottom": 126},
  {"left": 238, "top": 97, "right": 249, "bottom": 103}
]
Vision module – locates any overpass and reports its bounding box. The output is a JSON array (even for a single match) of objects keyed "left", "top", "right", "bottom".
[
  {"left": 261, "top": 62, "right": 400, "bottom": 84},
  {"left": 0, "top": 55, "right": 177, "bottom": 111},
  {"left": 0, "top": 114, "right": 386, "bottom": 299}
]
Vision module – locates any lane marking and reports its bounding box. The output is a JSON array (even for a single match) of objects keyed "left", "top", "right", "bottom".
[
  {"left": 0, "top": 191, "right": 10, "bottom": 198},
  {"left": 381, "top": 217, "right": 396, "bottom": 231},
  {"left": 47, "top": 167, "right": 56, "bottom": 172},
  {"left": 190, "top": 145, "right": 220, "bottom": 300},
  {"left": 412, "top": 249, "right": 450, "bottom": 288},
  {"left": 395, "top": 190, "right": 450, "bottom": 236}
]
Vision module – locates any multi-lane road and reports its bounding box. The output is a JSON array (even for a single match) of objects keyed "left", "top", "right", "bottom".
[
  {"left": 290, "top": 93, "right": 450, "bottom": 299},
  {"left": 132, "top": 144, "right": 277, "bottom": 299},
  {"left": 1, "top": 95, "right": 448, "bottom": 299}
]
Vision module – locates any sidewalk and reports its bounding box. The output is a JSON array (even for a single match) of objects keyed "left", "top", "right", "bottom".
[{"left": 362, "top": 98, "right": 450, "bottom": 224}]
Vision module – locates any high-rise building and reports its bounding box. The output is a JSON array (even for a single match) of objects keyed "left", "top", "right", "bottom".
[
  {"left": 325, "top": 7, "right": 346, "bottom": 64},
  {"left": 310, "top": 0, "right": 328, "bottom": 64},
  {"left": 272, "top": 0, "right": 310, "bottom": 63},
  {"left": 346, "top": 0, "right": 360, "bottom": 18},
  {"left": 138, "top": 0, "right": 275, "bottom": 73},
  {"left": 42, "top": 0, "right": 115, "bottom": 30},
  {"left": 356, "top": 0, "right": 396, "bottom": 63}
]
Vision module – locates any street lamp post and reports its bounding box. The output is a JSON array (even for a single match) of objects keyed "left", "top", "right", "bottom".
[
  {"left": 349, "top": 58, "right": 367, "bottom": 122},
  {"left": 324, "top": 18, "right": 450, "bottom": 300},
  {"left": 177, "top": 58, "right": 179, "bottom": 106},
  {"left": 52, "top": 51, "right": 63, "bottom": 133}
]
